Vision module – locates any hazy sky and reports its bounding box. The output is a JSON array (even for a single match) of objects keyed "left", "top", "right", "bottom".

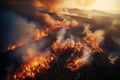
[
  {"left": 4, "top": 0, "right": 120, "bottom": 14},
  {"left": 91, "top": 0, "right": 120, "bottom": 12},
  {"left": 62, "top": 0, "right": 120, "bottom": 13}
]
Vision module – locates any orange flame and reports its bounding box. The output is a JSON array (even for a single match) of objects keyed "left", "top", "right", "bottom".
[
  {"left": 67, "top": 57, "right": 86, "bottom": 71},
  {"left": 32, "top": 28, "right": 48, "bottom": 41},
  {"left": 66, "top": 46, "right": 91, "bottom": 71},
  {"left": 3, "top": 40, "right": 25, "bottom": 52},
  {"left": 4, "top": 25, "right": 61, "bottom": 52},
  {"left": 11, "top": 54, "right": 55, "bottom": 80},
  {"left": 83, "top": 31, "right": 104, "bottom": 53},
  {"left": 4, "top": 20, "right": 75, "bottom": 52},
  {"left": 51, "top": 29, "right": 104, "bottom": 71},
  {"left": 52, "top": 40, "right": 83, "bottom": 55}
]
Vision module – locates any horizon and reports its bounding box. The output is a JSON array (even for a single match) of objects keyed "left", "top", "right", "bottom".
[{"left": 61, "top": 0, "right": 120, "bottom": 14}]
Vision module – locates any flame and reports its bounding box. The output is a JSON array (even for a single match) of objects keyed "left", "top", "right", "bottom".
[
  {"left": 66, "top": 46, "right": 91, "bottom": 71},
  {"left": 52, "top": 40, "right": 83, "bottom": 55},
  {"left": 3, "top": 40, "right": 25, "bottom": 52},
  {"left": 51, "top": 27, "right": 104, "bottom": 71},
  {"left": 32, "top": 28, "right": 48, "bottom": 41},
  {"left": 10, "top": 30, "right": 104, "bottom": 79},
  {"left": 4, "top": 14, "right": 105, "bottom": 78},
  {"left": 84, "top": 34, "right": 103, "bottom": 52},
  {"left": 32, "top": 24, "right": 65, "bottom": 42},
  {"left": 11, "top": 54, "right": 55, "bottom": 80},
  {"left": 67, "top": 57, "right": 86, "bottom": 71},
  {"left": 4, "top": 25, "right": 61, "bottom": 52},
  {"left": 51, "top": 40, "right": 89, "bottom": 71},
  {"left": 52, "top": 30, "right": 104, "bottom": 55},
  {"left": 83, "top": 30, "right": 104, "bottom": 53},
  {"left": 4, "top": 20, "right": 76, "bottom": 52},
  {"left": 66, "top": 30, "right": 104, "bottom": 71}
]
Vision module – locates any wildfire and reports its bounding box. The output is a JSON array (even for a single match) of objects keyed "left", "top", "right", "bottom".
[
  {"left": 4, "top": 13, "right": 105, "bottom": 79},
  {"left": 4, "top": 23, "right": 62, "bottom": 52},
  {"left": 8, "top": 26, "right": 104, "bottom": 79},
  {"left": 66, "top": 46, "right": 92, "bottom": 71},
  {"left": 66, "top": 30, "right": 104, "bottom": 71},
  {"left": 51, "top": 34, "right": 104, "bottom": 71},
  {"left": 4, "top": 20, "right": 77, "bottom": 52},
  {"left": 52, "top": 30, "right": 104, "bottom": 54},
  {"left": 84, "top": 34, "right": 103, "bottom": 53},
  {"left": 52, "top": 40, "right": 83, "bottom": 55},
  {"left": 51, "top": 28, "right": 104, "bottom": 71},
  {"left": 11, "top": 54, "right": 55, "bottom": 80}
]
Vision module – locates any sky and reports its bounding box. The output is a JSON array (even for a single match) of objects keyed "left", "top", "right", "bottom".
[
  {"left": 1, "top": 0, "right": 120, "bottom": 14},
  {"left": 62, "top": 0, "right": 120, "bottom": 13},
  {"left": 91, "top": 0, "right": 120, "bottom": 13}
]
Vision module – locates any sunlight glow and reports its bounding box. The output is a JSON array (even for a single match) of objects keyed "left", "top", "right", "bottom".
[{"left": 62, "top": 0, "right": 120, "bottom": 13}]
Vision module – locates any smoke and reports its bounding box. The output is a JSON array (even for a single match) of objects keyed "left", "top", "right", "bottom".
[
  {"left": 3, "top": 9, "right": 107, "bottom": 79},
  {"left": 20, "top": 43, "right": 39, "bottom": 63},
  {"left": 33, "top": 0, "right": 64, "bottom": 12},
  {"left": 4, "top": 12, "right": 119, "bottom": 80},
  {"left": 33, "top": 0, "right": 96, "bottom": 12},
  {"left": 2, "top": 2, "right": 120, "bottom": 79},
  {"left": 67, "top": 46, "right": 92, "bottom": 71},
  {"left": 39, "top": 13, "right": 61, "bottom": 27},
  {"left": 6, "top": 0, "right": 63, "bottom": 13},
  {"left": 3, "top": 0, "right": 97, "bottom": 15},
  {"left": 83, "top": 24, "right": 104, "bottom": 47},
  {"left": 113, "top": 38, "right": 120, "bottom": 47},
  {"left": 76, "top": 0, "right": 96, "bottom": 7},
  {"left": 83, "top": 24, "right": 92, "bottom": 35},
  {"left": 5, "top": 12, "right": 41, "bottom": 63},
  {"left": 82, "top": 46, "right": 92, "bottom": 63},
  {"left": 8, "top": 12, "right": 60, "bottom": 63},
  {"left": 57, "top": 28, "right": 66, "bottom": 43},
  {"left": 70, "top": 20, "right": 79, "bottom": 27},
  {"left": 50, "top": 23, "right": 105, "bottom": 71}
]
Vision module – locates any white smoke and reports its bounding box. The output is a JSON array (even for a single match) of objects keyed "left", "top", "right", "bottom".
[{"left": 57, "top": 28, "right": 66, "bottom": 43}]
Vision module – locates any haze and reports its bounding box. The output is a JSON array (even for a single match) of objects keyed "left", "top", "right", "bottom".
[{"left": 62, "top": 0, "right": 120, "bottom": 14}]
